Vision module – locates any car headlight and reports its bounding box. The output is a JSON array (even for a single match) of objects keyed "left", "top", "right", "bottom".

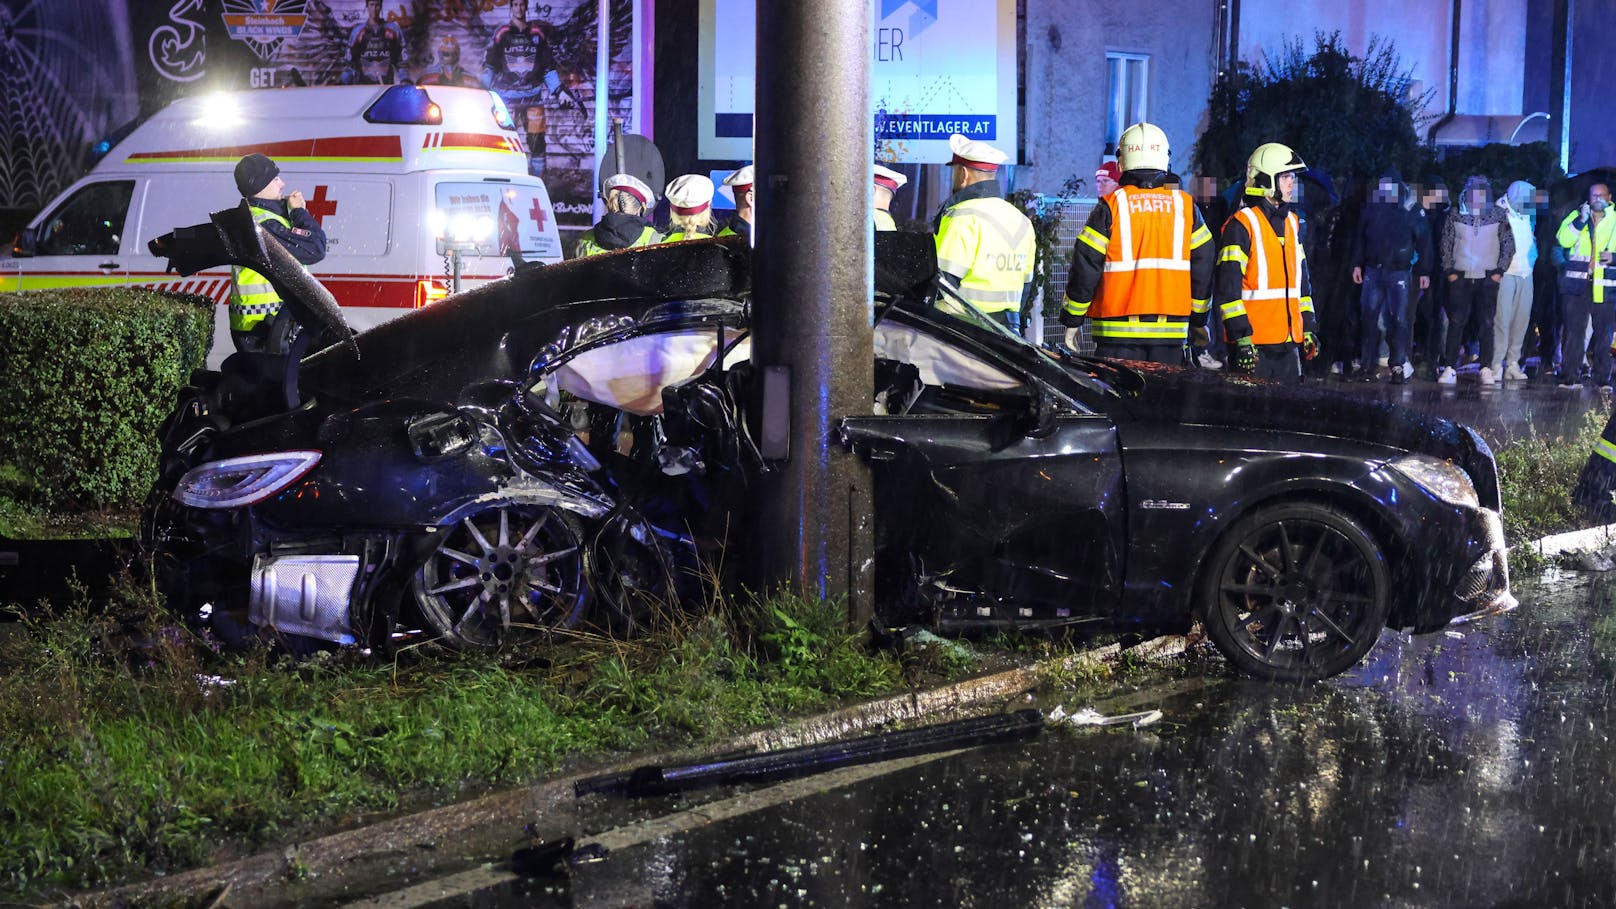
[
  {"left": 1389, "top": 454, "right": 1479, "bottom": 509},
  {"left": 173, "top": 451, "right": 322, "bottom": 508}
]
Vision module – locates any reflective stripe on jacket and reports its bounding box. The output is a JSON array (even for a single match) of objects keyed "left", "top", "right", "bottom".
[
  {"left": 1558, "top": 209, "right": 1616, "bottom": 303},
  {"left": 1084, "top": 187, "right": 1210, "bottom": 341},
  {"left": 874, "top": 209, "right": 897, "bottom": 232},
  {"left": 935, "top": 195, "right": 1036, "bottom": 315},
  {"left": 229, "top": 205, "right": 291, "bottom": 332},
  {"left": 1222, "top": 206, "right": 1307, "bottom": 345}
]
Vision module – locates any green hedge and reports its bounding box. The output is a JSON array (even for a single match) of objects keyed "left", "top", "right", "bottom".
[{"left": 0, "top": 288, "right": 213, "bottom": 510}]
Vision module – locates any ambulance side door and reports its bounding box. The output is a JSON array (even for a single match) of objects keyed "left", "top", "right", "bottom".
[{"left": 11, "top": 178, "right": 137, "bottom": 292}]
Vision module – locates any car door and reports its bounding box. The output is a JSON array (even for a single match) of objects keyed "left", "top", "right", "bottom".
[
  {"left": 842, "top": 317, "right": 1126, "bottom": 622},
  {"left": 8, "top": 178, "right": 136, "bottom": 292}
]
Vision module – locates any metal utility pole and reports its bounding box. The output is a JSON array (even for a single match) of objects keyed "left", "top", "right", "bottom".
[{"left": 751, "top": 1, "right": 875, "bottom": 624}]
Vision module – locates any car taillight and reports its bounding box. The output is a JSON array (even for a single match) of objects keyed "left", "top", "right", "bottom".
[
  {"left": 173, "top": 451, "right": 322, "bottom": 509},
  {"left": 416, "top": 278, "right": 448, "bottom": 308}
]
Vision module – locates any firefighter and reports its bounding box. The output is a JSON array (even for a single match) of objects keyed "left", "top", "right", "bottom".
[
  {"left": 719, "top": 165, "right": 754, "bottom": 243},
  {"left": 934, "top": 133, "right": 1036, "bottom": 332},
  {"left": 663, "top": 174, "right": 717, "bottom": 241},
  {"left": 574, "top": 174, "right": 662, "bottom": 257},
  {"left": 1059, "top": 122, "right": 1215, "bottom": 363},
  {"left": 1215, "top": 142, "right": 1318, "bottom": 384},
  {"left": 874, "top": 164, "right": 907, "bottom": 231},
  {"left": 1556, "top": 182, "right": 1616, "bottom": 389},
  {"left": 229, "top": 153, "right": 328, "bottom": 354}
]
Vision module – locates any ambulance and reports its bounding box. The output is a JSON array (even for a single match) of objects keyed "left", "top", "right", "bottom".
[{"left": 1, "top": 84, "right": 563, "bottom": 366}]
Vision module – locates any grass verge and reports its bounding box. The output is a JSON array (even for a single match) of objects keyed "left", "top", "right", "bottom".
[
  {"left": 0, "top": 463, "right": 138, "bottom": 540},
  {"left": 0, "top": 582, "right": 952, "bottom": 900},
  {"left": 1494, "top": 402, "right": 1611, "bottom": 573}
]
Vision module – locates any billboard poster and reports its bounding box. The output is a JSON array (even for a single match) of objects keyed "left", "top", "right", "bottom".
[
  {"left": 121, "top": 0, "right": 647, "bottom": 231},
  {"left": 696, "top": 0, "right": 1019, "bottom": 164}
]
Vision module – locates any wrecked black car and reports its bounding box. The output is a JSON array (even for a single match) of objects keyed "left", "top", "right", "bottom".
[{"left": 142, "top": 206, "right": 1513, "bottom": 682}]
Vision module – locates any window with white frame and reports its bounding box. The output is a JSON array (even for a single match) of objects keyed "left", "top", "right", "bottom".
[{"left": 1105, "top": 53, "right": 1150, "bottom": 149}]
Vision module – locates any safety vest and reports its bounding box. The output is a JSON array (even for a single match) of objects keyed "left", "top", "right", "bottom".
[
  {"left": 662, "top": 228, "right": 714, "bottom": 243},
  {"left": 935, "top": 196, "right": 1036, "bottom": 315},
  {"left": 229, "top": 205, "right": 291, "bottom": 333},
  {"left": 1225, "top": 206, "right": 1306, "bottom": 345},
  {"left": 1086, "top": 187, "right": 1205, "bottom": 342},
  {"left": 1557, "top": 209, "right": 1616, "bottom": 304},
  {"left": 575, "top": 224, "right": 660, "bottom": 257},
  {"left": 874, "top": 209, "right": 897, "bottom": 232}
]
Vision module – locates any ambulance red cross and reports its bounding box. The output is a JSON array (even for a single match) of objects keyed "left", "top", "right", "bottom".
[{"left": 2, "top": 84, "right": 563, "bottom": 366}]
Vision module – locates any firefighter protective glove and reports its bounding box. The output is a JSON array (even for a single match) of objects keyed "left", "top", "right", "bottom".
[
  {"left": 1301, "top": 331, "right": 1319, "bottom": 361},
  {"left": 1235, "top": 336, "right": 1257, "bottom": 371},
  {"left": 1063, "top": 327, "right": 1082, "bottom": 351}
]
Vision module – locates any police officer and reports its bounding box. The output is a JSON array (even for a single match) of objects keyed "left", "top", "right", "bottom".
[
  {"left": 1215, "top": 143, "right": 1318, "bottom": 384},
  {"left": 874, "top": 164, "right": 907, "bottom": 231},
  {"left": 934, "top": 133, "right": 1036, "bottom": 332},
  {"left": 719, "top": 165, "right": 754, "bottom": 243},
  {"left": 663, "top": 175, "right": 718, "bottom": 241},
  {"left": 1060, "top": 122, "right": 1215, "bottom": 363},
  {"left": 1556, "top": 182, "right": 1616, "bottom": 389},
  {"left": 229, "top": 153, "right": 327, "bottom": 354},
  {"left": 575, "top": 174, "right": 662, "bottom": 257}
]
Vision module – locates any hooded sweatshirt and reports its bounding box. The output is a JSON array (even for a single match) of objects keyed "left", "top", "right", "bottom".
[
  {"left": 1440, "top": 175, "right": 1514, "bottom": 279},
  {"left": 1498, "top": 180, "right": 1538, "bottom": 277},
  {"left": 1350, "top": 169, "right": 1430, "bottom": 275}
]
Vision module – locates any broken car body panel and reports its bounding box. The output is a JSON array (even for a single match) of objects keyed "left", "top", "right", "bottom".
[{"left": 141, "top": 220, "right": 1512, "bottom": 680}]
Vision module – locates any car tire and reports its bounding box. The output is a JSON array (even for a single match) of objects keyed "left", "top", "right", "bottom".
[
  {"left": 1200, "top": 502, "right": 1391, "bottom": 683},
  {"left": 412, "top": 504, "right": 589, "bottom": 650}
]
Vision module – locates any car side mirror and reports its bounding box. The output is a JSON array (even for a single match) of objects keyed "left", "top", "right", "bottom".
[{"left": 11, "top": 227, "right": 37, "bottom": 257}]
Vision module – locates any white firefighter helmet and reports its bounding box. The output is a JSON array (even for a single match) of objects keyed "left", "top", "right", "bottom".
[
  {"left": 1245, "top": 142, "right": 1307, "bottom": 197},
  {"left": 1116, "top": 122, "right": 1170, "bottom": 173}
]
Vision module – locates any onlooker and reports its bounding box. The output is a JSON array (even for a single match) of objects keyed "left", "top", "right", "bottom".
[
  {"left": 1556, "top": 182, "right": 1616, "bottom": 389},
  {"left": 1094, "top": 161, "right": 1120, "bottom": 198},
  {"left": 1349, "top": 170, "right": 1430, "bottom": 384},
  {"left": 1415, "top": 178, "right": 1451, "bottom": 378},
  {"left": 1493, "top": 180, "right": 1538, "bottom": 382},
  {"left": 1436, "top": 176, "right": 1513, "bottom": 385}
]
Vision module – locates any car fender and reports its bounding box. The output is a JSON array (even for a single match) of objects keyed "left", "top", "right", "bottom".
[{"left": 1116, "top": 424, "right": 1426, "bottom": 623}]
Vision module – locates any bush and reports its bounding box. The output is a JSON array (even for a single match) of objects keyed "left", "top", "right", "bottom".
[
  {"left": 0, "top": 288, "right": 212, "bottom": 510},
  {"left": 1194, "top": 33, "right": 1429, "bottom": 186}
]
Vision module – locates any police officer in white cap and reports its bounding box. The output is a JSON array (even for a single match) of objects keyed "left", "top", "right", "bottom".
[
  {"left": 575, "top": 173, "right": 662, "bottom": 257},
  {"left": 934, "top": 133, "right": 1036, "bottom": 332},
  {"left": 874, "top": 164, "right": 907, "bottom": 232},
  {"left": 663, "top": 174, "right": 717, "bottom": 241},
  {"left": 718, "top": 165, "right": 754, "bottom": 243}
]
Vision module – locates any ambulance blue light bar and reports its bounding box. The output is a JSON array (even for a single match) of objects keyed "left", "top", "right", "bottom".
[{"left": 365, "top": 86, "right": 443, "bottom": 125}]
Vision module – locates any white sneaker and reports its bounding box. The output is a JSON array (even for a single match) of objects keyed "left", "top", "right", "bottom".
[
  {"left": 1196, "top": 351, "right": 1224, "bottom": 370},
  {"left": 1437, "top": 367, "right": 1457, "bottom": 385},
  {"left": 1330, "top": 361, "right": 1343, "bottom": 375},
  {"left": 1504, "top": 364, "right": 1529, "bottom": 381},
  {"left": 1402, "top": 362, "right": 1414, "bottom": 379},
  {"left": 1479, "top": 366, "right": 1497, "bottom": 385}
]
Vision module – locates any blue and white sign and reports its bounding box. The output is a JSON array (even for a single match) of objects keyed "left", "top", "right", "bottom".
[{"left": 697, "top": 0, "right": 1019, "bottom": 163}]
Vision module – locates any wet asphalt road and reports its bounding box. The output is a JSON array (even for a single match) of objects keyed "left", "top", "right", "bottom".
[{"left": 362, "top": 570, "right": 1616, "bottom": 909}]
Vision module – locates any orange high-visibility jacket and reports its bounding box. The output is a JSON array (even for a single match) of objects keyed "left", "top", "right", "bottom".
[{"left": 1218, "top": 205, "right": 1312, "bottom": 345}]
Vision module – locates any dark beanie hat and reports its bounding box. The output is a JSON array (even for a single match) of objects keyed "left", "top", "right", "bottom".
[{"left": 234, "top": 153, "right": 279, "bottom": 197}]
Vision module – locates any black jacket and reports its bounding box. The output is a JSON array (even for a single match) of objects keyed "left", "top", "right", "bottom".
[
  {"left": 1349, "top": 173, "right": 1431, "bottom": 275},
  {"left": 251, "top": 198, "right": 328, "bottom": 265}
]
